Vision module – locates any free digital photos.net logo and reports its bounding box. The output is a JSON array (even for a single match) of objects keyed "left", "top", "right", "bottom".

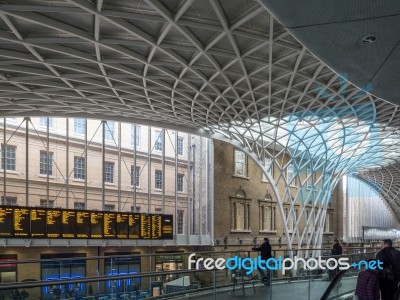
[{"left": 188, "top": 253, "right": 383, "bottom": 275}]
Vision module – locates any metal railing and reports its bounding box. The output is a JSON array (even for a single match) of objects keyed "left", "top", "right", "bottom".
[{"left": 0, "top": 248, "right": 380, "bottom": 300}]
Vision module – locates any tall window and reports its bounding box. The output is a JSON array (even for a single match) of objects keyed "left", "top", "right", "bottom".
[
  {"left": 105, "top": 121, "right": 115, "bottom": 140},
  {"left": 177, "top": 210, "right": 184, "bottom": 234},
  {"left": 74, "top": 118, "right": 86, "bottom": 134},
  {"left": 40, "top": 151, "right": 53, "bottom": 176},
  {"left": 285, "top": 207, "right": 296, "bottom": 232},
  {"left": 155, "top": 170, "right": 162, "bottom": 189},
  {"left": 177, "top": 137, "right": 184, "bottom": 156},
  {"left": 1, "top": 145, "right": 16, "bottom": 171},
  {"left": 287, "top": 163, "right": 296, "bottom": 186},
  {"left": 1, "top": 196, "right": 17, "bottom": 206},
  {"left": 260, "top": 204, "right": 275, "bottom": 231},
  {"left": 262, "top": 157, "right": 273, "bottom": 181},
  {"left": 155, "top": 130, "right": 163, "bottom": 151},
  {"left": 74, "top": 202, "right": 85, "bottom": 210},
  {"left": 234, "top": 149, "right": 247, "bottom": 176},
  {"left": 74, "top": 157, "right": 85, "bottom": 180},
  {"left": 324, "top": 212, "right": 333, "bottom": 233},
  {"left": 306, "top": 209, "right": 315, "bottom": 233},
  {"left": 104, "top": 204, "right": 115, "bottom": 211},
  {"left": 231, "top": 200, "right": 250, "bottom": 231},
  {"left": 131, "top": 166, "right": 140, "bottom": 187},
  {"left": 131, "top": 125, "right": 141, "bottom": 146},
  {"left": 40, "top": 199, "right": 54, "bottom": 208},
  {"left": 39, "top": 117, "right": 53, "bottom": 128},
  {"left": 104, "top": 162, "right": 114, "bottom": 183},
  {"left": 177, "top": 174, "right": 184, "bottom": 192},
  {"left": 306, "top": 165, "right": 315, "bottom": 190}
]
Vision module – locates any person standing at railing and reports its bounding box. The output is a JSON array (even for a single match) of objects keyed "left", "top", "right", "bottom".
[
  {"left": 331, "top": 239, "right": 343, "bottom": 256},
  {"left": 376, "top": 239, "right": 400, "bottom": 300},
  {"left": 329, "top": 239, "right": 343, "bottom": 280},
  {"left": 252, "top": 237, "right": 272, "bottom": 286}
]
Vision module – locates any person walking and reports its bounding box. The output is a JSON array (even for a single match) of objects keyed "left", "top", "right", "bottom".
[
  {"left": 252, "top": 237, "right": 272, "bottom": 286},
  {"left": 376, "top": 239, "right": 400, "bottom": 300}
]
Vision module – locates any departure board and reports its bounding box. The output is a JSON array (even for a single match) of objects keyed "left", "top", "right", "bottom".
[
  {"left": 0, "top": 207, "right": 13, "bottom": 237},
  {"left": 13, "top": 208, "right": 30, "bottom": 237},
  {"left": 162, "top": 215, "right": 173, "bottom": 239},
  {"left": 62, "top": 210, "right": 76, "bottom": 238},
  {"left": 0, "top": 206, "right": 173, "bottom": 240},
  {"left": 90, "top": 212, "right": 103, "bottom": 238},
  {"left": 46, "top": 209, "right": 62, "bottom": 238},
  {"left": 103, "top": 213, "right": 116, "bottom": 238},
  {"left": 140, "top": 214, "right": 151, "bottom": 239},
  {"left": 151, "top": 215, "right": 162, "bottom": 239},
  {"left": 116, "top": 213, "right": 129, "bottom": 239},
  {"left": 76, "top": 211, "right": 90, "bottom": 238},
  {"left": 128, "top": 214, "right": 140, "bottom": 239},
  {"left": 30, "top": 209, "right": 46, "bottom": 238}
]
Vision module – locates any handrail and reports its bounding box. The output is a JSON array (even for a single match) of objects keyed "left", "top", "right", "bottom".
[
  {"left": 0, "top": 268, "right": 210, "bottom": 290},
  {"left": 319, "top": 268, "right": 354, "bottom": 300},
  {"left": 0, "top": 247, "right": 381, "bottom": 265}
]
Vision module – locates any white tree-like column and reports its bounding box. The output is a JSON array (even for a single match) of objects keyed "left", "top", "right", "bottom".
[{"left": 212, "top": 93, "right": 386, "bottom": 256}]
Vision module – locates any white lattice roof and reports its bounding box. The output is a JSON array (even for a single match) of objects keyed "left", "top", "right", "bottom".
[{"left": 0, "top": 0, "right": 400, "bottom": 178}]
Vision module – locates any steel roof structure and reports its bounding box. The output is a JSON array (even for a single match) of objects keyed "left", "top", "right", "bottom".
[{"left": 0, "top": 0, "right": 399, "bottom": 251}]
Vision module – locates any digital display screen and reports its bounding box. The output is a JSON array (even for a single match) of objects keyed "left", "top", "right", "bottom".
[
  {"left": 103, "top": 213, "right": 116, "bottom": 238},
  {"left": 116, "top": 213, "right": 129, "bottom": 239},
  {"left": 0, "top": 207, "right": 13, "bottom": 237},
  {"left": 46, "top": 209, "right": 62, "bottom": 238},
  {"left": 62, "top": 210, "right": 76, "bottom": 238},
  {"left": 76, "top": 211, "right": 90, "bottom": 238},
  {"left": 13, "top": 208, "right": 30, "bottom": 237},
  {"left": 0, "top": 206, "right": 173, "bottom": 240},
  {"left": 162, "top": 215, "right": 173, "bottom": 239},
  {"left": 90, "top": 212, "right": 103, "bottom": 239},
  {"left": 151, "top": 215, "right": 162, "bottom": 239},
  {"left": 30, "top": 209, "right": 46, "bottom": 238},
  {"left": 128, "top": 214, "right": 140, "bottom": 239},
  {"left": 140, "top": 214, "right": 151, "bottom": 239}
]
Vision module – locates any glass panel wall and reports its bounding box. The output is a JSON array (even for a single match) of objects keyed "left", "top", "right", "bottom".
[{"left": 0, "top": 118, "right": 213, "bottom": 245}]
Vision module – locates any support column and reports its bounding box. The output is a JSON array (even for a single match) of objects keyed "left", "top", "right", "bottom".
[
  {"left": 162, "top": 129, "right": 165, "bottom": 214},
  {"left": 25, "top": 117, "right": 29, "bottom": 206},
  {"left": 66, "top": 118, "right": 69, "bottom": 208},
  {"left": 187, "top": 134, "right": 191, "bottom": 240},
  {"left": 133, "top": 125, "right": 137, "bottom": 211},
  {"left": 148, "top": 127, "right": 151, "bottom": 213},
  {"left": 102, "top": 121, "right": 105, "bottom": 211},
  {"left": 84, "top": 119, "right": 88, "bottom": 208},
  {"left": 174, "top": 131, "right": 178, "bottom": 237},
  {"left": 3, "top": 118, "right": 6, "bottom": 202},
  {"left": 118, "top": 122, "right": 121, "bottom": 211},
  {"left": 46, "top": 117, "right": 50, "bottom": 207}
]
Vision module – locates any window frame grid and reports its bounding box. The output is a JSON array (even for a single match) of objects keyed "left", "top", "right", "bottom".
[
  {"left": 74, "top": 156, "right": 86, "bottom": 180},
  {"left": 1, "top": 145, "right": 16, "bottom": 171},
  {"left": 39, "top": 151, "right": 53, "bottom": 176},
  {"left": 104, "top": 162, "right": 114, "bottom": 184}
]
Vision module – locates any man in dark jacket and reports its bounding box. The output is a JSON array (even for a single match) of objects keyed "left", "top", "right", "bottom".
[
  {"left": 329, "top": 239, "right": 343, "bottom": 280},
  {"left": 331, "top": 239, "right": 343, "bottom": 256},
  {"left": 376, "top": 239, "right": 400, "bottom": 300},
  {"left": 252, "top": 237, "right": 272, "bottom": 286}
]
